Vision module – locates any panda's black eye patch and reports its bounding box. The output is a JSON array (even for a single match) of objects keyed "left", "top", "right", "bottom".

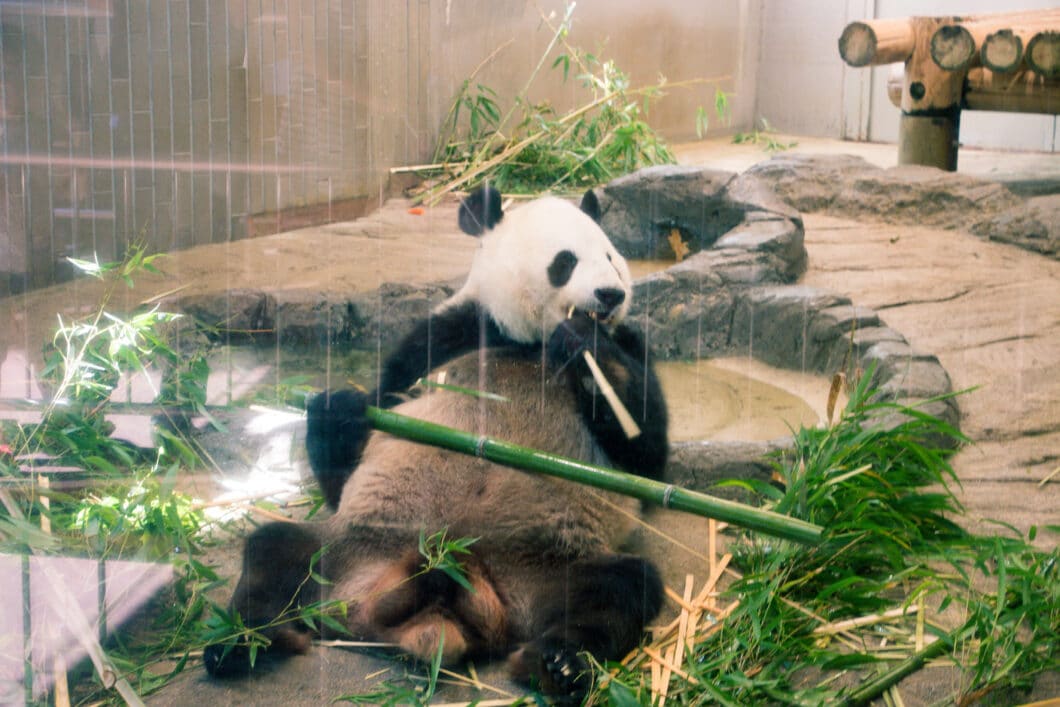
[{"left": 548, "top": 250, "right": 578, "bottom": 287}]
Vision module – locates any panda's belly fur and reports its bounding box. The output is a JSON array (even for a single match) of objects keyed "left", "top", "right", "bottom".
[{"left": 328, "top": 349, "right": 639, "bottom": 555}]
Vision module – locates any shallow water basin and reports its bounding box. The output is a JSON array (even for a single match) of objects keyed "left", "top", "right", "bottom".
[{"left": 658, "top": 357, "right": 827, "bottom": 442}]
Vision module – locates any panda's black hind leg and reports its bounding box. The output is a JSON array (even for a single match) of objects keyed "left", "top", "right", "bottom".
[
  {"left": 509, "top": 555, "right": 663, "bottom": 702},
  {"left": 305, "top": 388, "right": 371, "bottom": 508}
]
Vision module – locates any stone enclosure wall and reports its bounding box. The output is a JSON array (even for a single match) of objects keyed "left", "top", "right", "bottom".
[{"left": 171, "top": 162, "right": 961, "bottom": 493}]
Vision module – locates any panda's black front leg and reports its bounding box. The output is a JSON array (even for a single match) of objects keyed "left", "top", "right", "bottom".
[
  {"left": 307, "top": 302, "right": 511, "bottom": 508},
  {"left": 306, "top": 389, "right": 370, "bottom": 508},
  {"left": 547, "top": 313, "right": 668, "bottom": 480},
  {"left": 375, "top": 300, "right": 510, "bottom": 401}
]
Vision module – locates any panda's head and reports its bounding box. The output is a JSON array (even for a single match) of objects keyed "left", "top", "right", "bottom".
[{"left": 447, "top": 185, "right": 633, "bottom": 345}]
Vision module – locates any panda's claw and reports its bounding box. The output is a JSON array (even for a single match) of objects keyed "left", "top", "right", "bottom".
[
  {"left": 540, "top": 642, "right": 592, "bottom": 704},
  {"left": 509, "top": 636, "right": 592, "bottom": 704}
]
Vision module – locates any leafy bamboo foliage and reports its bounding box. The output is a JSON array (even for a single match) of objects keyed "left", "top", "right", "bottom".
[
  {"left": 599, "top": 370, "right": 1058, "bottom": 706},
  {"left": 731, "top": 117, "right": 798, "bottom": 152},
  {"left": 418, "top": 3, "right": 725, "bottom": 201},
  {"left": 0, "top": 248, "right": 226, "bottom": 702}
]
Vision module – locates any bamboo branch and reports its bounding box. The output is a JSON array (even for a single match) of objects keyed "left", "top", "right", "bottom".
[
  {"left": 837, "top": 630, "right": 954, "bottom": 706},
  {"left": 812, "top": 605, "right": 919, "bottom": 635},
  {"left": 421, "top": 75, "right": 721, "bottom": 205},
  {"left": 364, "top": 405, "right": 824, "bottom": 545}
]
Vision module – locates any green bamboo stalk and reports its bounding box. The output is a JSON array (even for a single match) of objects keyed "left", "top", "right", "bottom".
[
  {"left": 365, "top": 406, "right": 824, "bottom": 546},
  {"left": 837, "top": 630, "right": 955, "bottom": 706}
]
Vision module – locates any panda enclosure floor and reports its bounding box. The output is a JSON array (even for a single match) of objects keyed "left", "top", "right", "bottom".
[
  {"left": 677, "top": 137, "right": 1060, "bottom": 548},
  {"left": 144, "top": 137, "right": 1060, "bottom": 704},
  {"left": 1, "top": 136, "right": 1057, "bottom": 704}
]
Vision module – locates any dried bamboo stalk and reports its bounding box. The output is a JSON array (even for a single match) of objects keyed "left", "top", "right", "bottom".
[{"left": 812, "top": 605, "right": 919, "bottom": 635}]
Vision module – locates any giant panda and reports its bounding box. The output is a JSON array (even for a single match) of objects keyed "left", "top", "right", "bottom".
[{"left": 205, "top": 185, "right": 670, "bottom": 702}]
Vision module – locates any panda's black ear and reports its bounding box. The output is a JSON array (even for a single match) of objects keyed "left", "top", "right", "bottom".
[
  {"left": 579, "top": 189, "right": 601, "bottom": 222},
  {"left": 458, "top": 185, "right": 503, "bottom": 236}
]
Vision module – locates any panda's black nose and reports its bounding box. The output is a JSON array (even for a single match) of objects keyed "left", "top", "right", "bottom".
[{"left": 595, "top": 287, "right": 626, "bottom": 312}]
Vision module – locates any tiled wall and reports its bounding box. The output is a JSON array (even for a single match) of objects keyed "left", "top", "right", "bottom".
[
  {"left": 0, "top": 0, "right": 747, "bottom": 293},
  {"left": 0, "top": 0, "right": 406, "bottom": 292}
]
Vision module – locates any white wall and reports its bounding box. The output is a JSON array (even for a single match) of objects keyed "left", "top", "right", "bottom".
[
  {"left": 426, "top": 0, "right": 762, "bottom": 144},
  {"left": 756, "top": 0, "right": 1059, "bottom": 151}
]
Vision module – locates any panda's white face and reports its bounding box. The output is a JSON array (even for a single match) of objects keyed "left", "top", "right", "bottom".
[{"left": 450, "top": 195, "right": 633, "bottom": 344}]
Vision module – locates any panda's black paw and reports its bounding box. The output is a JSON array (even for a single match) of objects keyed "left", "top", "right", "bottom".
[
  {"left": 205, "top": 622, "right": 313, "bottom": 678},
  {"left": 541, "top": 644, "right": 592, "bottom": 704},
  {"left": 547, "top": 311, "right": 598, "bottom": 370},
  {"left": 306, "top": 389, "right": 370, "bottom": 507},
  {"left": 203, "top": 641, "right": 255, "bottom": 678},
  {"left": 510, "top": 637, "right": 592, "bottom": 705}
]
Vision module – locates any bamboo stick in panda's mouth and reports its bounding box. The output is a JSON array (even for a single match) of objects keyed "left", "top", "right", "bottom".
[
  {"left": 582, "top": 349, "right": 641, "bottom": 439},
  {"left": 566, "top": 306, "right": 641, "bottom": 439}
]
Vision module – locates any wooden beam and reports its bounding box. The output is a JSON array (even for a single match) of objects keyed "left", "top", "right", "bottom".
[
  {"left": 887, "top": 67, "right": 1060, "bottom": 115},
  {"left": 965, "top": 68, "right": 1060, "bottom": 114},
  {"left": 841, "top": 9, "right": 1060, "bottom": 172},
  {"left": 899, "top": 17, "right": 968, "bottom": 170},
  {"left": 935, "top": 8, "right": 1060, "bottom": 72},
  {"left": 902, "top": 17, "right": 967, "bottom": 113},
  {"left": 841, "top": 9, "right": 1060, "bottom": 71},
  {"left": 898, "top": 114, "right": 958, "bottom": 171},
  {"left": 838, "top": 18, "right": 914, "bottom": 67}
]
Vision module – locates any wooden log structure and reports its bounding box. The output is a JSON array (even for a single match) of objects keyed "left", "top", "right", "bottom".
[
  {"left": 1027, "top": 30, "right": 1060, "bottom": 79},
  {"left": 838, "top": 9, "right": 1060, "bottom": 171},
  {"left": 837, "top": 17, "right": 916, "bottom": 66},
  {"left": 887, "top": 65, "right": 1060, "bottom": 116},
  {"left": 982, "top": 29, "right": 1023, "bottom": 73}
]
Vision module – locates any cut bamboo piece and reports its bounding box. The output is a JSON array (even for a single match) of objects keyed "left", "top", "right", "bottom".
[
  {"left": 838, "top": 18, "right": 915, "bottom": 66},
  {"left": 1027, "top": 30, "right": 1060, "bottom": 78},
  {"left": 982, "top": 29, "right": 1023, "bottom": 73},
  {"left": 364, "top": 405, "right": 825, "bottom": 545},
  {"left": 812, "top": 605, "right": 919, "bottom": 635},
  {"left": 657, "top": 574, "right": 695, "bottom": 706},
  {"left": 641, "top": 646, "right": 701, "bottom": 686},
  {"left": 582, "top": 350, "right": 641, "bottom": 439},
  {"left": 930, "top": 23, "right": 976, "bottom": 71}
]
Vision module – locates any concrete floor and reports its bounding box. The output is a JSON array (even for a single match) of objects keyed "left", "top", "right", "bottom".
[{"left": 676, "top": 134, "right": 1060, "bottom": 194}]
